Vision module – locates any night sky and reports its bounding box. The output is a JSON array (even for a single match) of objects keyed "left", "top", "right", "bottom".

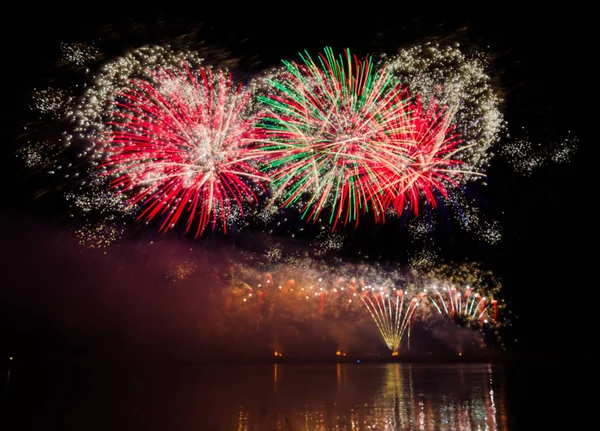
[{"left": 0, "top": 9, "right": 590, "bottom": 362}]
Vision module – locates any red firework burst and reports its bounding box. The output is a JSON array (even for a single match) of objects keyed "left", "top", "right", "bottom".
[
  {"left": 99, "top": 63, "right": 266, "bottom": 236},
  {"left": 383, "top": 95, "right": 464, "bottom": 215}
]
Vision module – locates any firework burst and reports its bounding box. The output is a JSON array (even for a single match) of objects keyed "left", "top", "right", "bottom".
[
  {"left": 420, "top": 262, "right": 506, "bottom": 337},
  {"left": 382, "top": 44, "right": 509, "bottom": 246},
  {"left": 360, "top": 286, "right": 425, "bottom": 353},
  {"left": 426, "top": 285, "right": 498, "bottom": 326},
  {"left": 257, "top": 47, "right": 468, "bottom": 229},
  {"left": 96, "top": 61, "right": 268, "bottom": 236},
  {"left": 387, "top": 43, "right": 504, "bottom": 176}
]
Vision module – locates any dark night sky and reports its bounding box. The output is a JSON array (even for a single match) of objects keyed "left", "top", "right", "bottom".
[{"left": 0, "top": 9, "right": 591, "bottom": 361}]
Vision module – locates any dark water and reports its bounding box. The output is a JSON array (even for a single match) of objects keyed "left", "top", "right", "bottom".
[{"left": 1, "top": 361, "right": 590, "bottom": 430}]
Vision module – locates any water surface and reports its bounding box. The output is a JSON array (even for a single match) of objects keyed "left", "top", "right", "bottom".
[{"left": 3, "top": 361, "right": 587, "bottom": 430}]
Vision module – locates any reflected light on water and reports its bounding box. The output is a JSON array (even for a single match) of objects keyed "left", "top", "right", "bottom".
[
  {"left": 235, "top": 363, "right": 507, "bottom": 430},
  {"left": 7, "top": 362, "right": 509, "bottom": 430}
]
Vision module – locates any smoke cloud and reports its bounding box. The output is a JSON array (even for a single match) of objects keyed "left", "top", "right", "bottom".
[{"left": 1, "top": 216, "right": 496, "bottom": 362}]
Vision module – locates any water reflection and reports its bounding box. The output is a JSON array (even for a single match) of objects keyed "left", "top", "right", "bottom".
[
  {"left": 239, "top": 363, "right": 507, "bottom": 430},
  {"left": 8, "top": 363, "right": 507, "bottom": 430}
]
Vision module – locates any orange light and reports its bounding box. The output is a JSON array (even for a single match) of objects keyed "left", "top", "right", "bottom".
[
  {"left": 391, "top": 351, "right": 399, "bottom": 356},
  {"left": 336, "top": 350, "right": 341, "bottom": 356},
  {"left": 458, "top": 352, "right": 463, "bottom": 356}
]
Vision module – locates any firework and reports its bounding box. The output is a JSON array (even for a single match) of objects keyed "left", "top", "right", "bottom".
[
  {"left": 16, "top": 141, "right": 62, "bottom": 170},
  {"left": 432, "top": 188, "right": 502, "bottom": 246},
  {"left": 69, "top": 46, "right": 206, "bottom": 143},
  {"left": 166, "top": 260, "right": 198, "bottom": 283},
  {"left": 265, "top": 246, "right": 283, "bottom": 262},
  {"left": 446, "top": 190, "right": 482, "bottom": 231},
  {"left": 426, "top": 285, "right": 498, "bottom": 326},
  {"left": 65, "top": 185, "right": 132, "bottom": 218},
  {"left": 361, "top": 287, "right": 424, "bottom": 353},
  {"left": 550, "top": 135, "right": 578, "bottom": 164},
  {"left": 224, "top": 256, "right": 466, "bottom": 353},
  {"left": 21, "top": 36, "right": 577, "bottom": 249},
  {"left": 408, "top": 248, "right": 439, "bottom": 269},
  {"left": 20, "top": 46, "right": 215, "bottom": 239},
  {"left": 257, "top": 47, "right": 468, "bottom": 228},
  {"left": 383, "top": 43, "right": 510, "bottom": 247},
  {"left": 387, "top": 43, "right": 504, "bottom": 177},
  {"left": 500, "top": 139, "right": 544, "bottom": 176},
  {"left": 228, "top": 255, "right": 509, "bottom": 353},
  {"left": 227, "top": 260, "right": 363, "bottom": 322},
  {"left": 23, "top": 44, "right": 269, "bottom": 242},
  {"left": 75, "top": 221, "right": 124, "bottom": 248},
  {"left": 225, "top": 258, "right": 378, "bottom": 328},
  {"left": 60, "top": 41, "right": 99, "bottom": 66},
  {"left": 479, "top": 220, "right": 502, "bottom": 245},
  {"left": 421, "top": 262, "right": 505, "bottom": 333},
  {"left": 501, "top": 135, "right": 578, "bottom": 176},
  {"left": 32, "top": 87, "right": 73, "bottom": 119},
  {"left": 408, "top": 215, "right": 436, "bottom": 239},
  {"left": 312, "top": 231, "right": 345, "bottom": 255},
  {"left": 93, "top": 58, "right": 268, "bottom": 236}
]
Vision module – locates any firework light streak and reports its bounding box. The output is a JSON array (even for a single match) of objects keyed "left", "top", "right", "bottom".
[
  {"left": 257, "top": 47, "right": 471, "bottom": 229},
  {"left": 422, "top": 262, "right": 504, "bottom": 333},
  {"left": 99, "top": 62, "right": 269, "bottom": 236},
  {"left": 360, "top": 288, "right": 422, "bottom": 353},
  {"left": 427, "top": 285, "right": 495, "bottom": 324}
]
